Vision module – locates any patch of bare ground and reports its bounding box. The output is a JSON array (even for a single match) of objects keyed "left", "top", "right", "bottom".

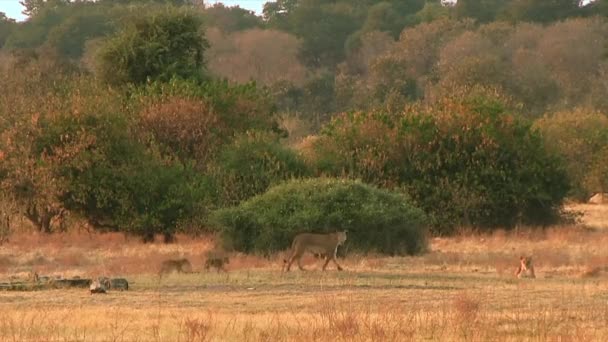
[{"left": 0, "top": 204, "right": 607, "bottom": 340}]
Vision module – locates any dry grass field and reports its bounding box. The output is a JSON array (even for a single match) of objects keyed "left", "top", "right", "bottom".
[{"left": 1, "top": 203, "right": 608, "bottom": 341}]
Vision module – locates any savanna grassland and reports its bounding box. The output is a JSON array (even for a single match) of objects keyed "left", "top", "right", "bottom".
[
  {"left": 2, "top": 1, "right": 608, "bottom": 341},
  {"left": 1, "top": 203, "right": 607, "bottom": 342}
]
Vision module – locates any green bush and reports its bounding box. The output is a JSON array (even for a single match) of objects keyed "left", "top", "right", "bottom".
[
  {"left": 44, "top": 109, "right": 213, "bottom": 241},
  {"left": 209, "top": 131, "right": 310, "bottom": 206},
  {"left": 211, "top": 178, "right": 428, "bottom": 255},
  {"left": 534, "top": 109, "right": 608, "bottom": 200},
  {"left": 96, "top": 7, "right": 208, "bottom": 86},
  {"left": 308, "top": 92, "right": 569, "bottom": 233}
]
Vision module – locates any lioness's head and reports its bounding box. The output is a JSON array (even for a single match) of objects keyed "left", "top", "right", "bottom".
[{"left": 336, "top": 230, "right": 348, "bottom": 244}]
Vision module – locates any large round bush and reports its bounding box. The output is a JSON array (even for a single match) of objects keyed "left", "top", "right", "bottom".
[{"left": 211, "top": 178, "right": 428, "bottom": 255}]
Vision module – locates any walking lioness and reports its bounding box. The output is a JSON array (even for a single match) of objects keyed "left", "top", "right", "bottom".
[
  {"left": 159, "top": 258, "right": 193, "bottom": 276},
  {"left": 283, "top": 231, "right": 348, "bottom": 272}
]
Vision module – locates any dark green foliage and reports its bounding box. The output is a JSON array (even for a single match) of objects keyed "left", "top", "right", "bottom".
[
  {"left": 211, "top": 178, "right": 428, "bottom": 255},
  {"left": 311, "top": 92, "right": 570, "bottom": 233},
  {"left": 204, "top": 4, "right": 262, "bottom": 32},
  {"left": 0, "top": 13, "right": 16, "bottom": 48},
  {"left": 503, "top": 0, "right": 582, "bottom": 23},
  {"left": 4, "top": 1, "right": 113, "bottom": 53},
  {"left": 534, "top": 110, "right": 608, "bottom": 200},
  {"left": 96, "top": 8, "right": 208, "bottom": 85},
  {"left": 289, "top": 4, "right": 359, "bottom": 67},
  {"left": 210, "top": 131, "right": 310, "bottom": 206},
  {"left": 45, "top": 11, "right": 113, "bottom": 58},
  {"left": 131, "top": 78, "right": 280, "bottom": 165},
  {"left": 38, "top": 109, "right": 213, "bottom": 241},
  {"left": 454, "top": 0, "right": 506, "bottom": 23}
]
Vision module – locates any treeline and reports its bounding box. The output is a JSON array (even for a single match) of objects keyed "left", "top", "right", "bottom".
[{"left": 1, "top": 0, "right": 607, "bottom": 252}]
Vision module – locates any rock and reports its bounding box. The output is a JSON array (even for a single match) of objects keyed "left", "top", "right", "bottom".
[{"left": 109, "top": 278, "right": 129, "bottom": 291}]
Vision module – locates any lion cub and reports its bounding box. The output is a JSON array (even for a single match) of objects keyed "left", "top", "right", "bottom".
[
  {"left": 283, "top": 231, "right": 348, "bottom": 272},
  {"left": 515, "top": 256, "right": 536, "bottom": 279},
  {"left": 159, "top": 258, "right": 193, "bottom": 276},
  {"left": 204, "top": 251, "right": 229, "bottom": 273}
]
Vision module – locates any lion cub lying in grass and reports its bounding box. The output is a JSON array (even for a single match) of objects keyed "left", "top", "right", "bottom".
[
  {"left": 515, "top": 256, "right": 536, "bottom": 279},
  {"left": 283, "top": 231, "right": 348, "bottom": 272},
  {"left": 159, "top": 258, "right": 193, "bottom": 276}
]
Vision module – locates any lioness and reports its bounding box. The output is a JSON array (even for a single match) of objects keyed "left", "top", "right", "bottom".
[
  {"left": 515, "top": 256, "right": 536, "bottom": 279},
  {"left": 283, "top": 231, "right": 348, "bottom": 272},
  {"left": 204, "top": 256, "right": 230, "bottom": 272},
  {"left": 159, "top": 258, "right": 193, "bottom": 275},
  {"left": 204, "top": 251, "right": 229, "bottom": 272}
]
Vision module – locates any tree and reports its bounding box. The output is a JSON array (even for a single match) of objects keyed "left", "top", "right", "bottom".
[
  {"left": 0, "top": 12, "right": 16, "bottom": 48},
  {"left": 96, "top": 8, "right": 208, "bottom": 85},
  {"left": 309, "top": 90, "right": 570, "bottom": 232},
  {"left": 44, "top": 10, "right": 114, "bottom": 58},
  {"left": 534, "top": 109, "right": 608, "bottom": 200},
  {"left": 206, "top": 28, "right": 306, "bottom": 86},
  {"left": 263, "top": 0, "right": 299, "bottom": 30},
  {"left": 20, "top": 0, "right": 68, "bottom": 17},
  {"left": 503, "top": 0, "right": 581, "bottom": 23},
  {"left": 204, "top": 3, "right": 262, "bottom": 33},
  {"left": 454, "top": 0, "right": 507, "bottom": 23}
]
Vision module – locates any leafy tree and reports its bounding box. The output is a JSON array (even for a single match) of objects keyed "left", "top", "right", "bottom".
[
  {"left": 44, "top": 11, "right": 114, "bottom": 58},
  {"left": 209, "top": 131, "right": 310, "bottom": 206},
  {"left": 534, "top": 109, "right": 608, "bottom": 200},
  {"left": 132, "top": 78, "right": 280, "bottom": 160},
  {"left": 309, "top": 90, "right": 569, "bottom": 232},
  {"left": 454, "top": 0, "right": 507, "bottom": 23},
  {"left": 0, "top": 12, "right": 16, "bottom": 48},
  {"left": 19, "top": 0, "right": 68, "bottom": 17},
  {"left": 96, "top": 8, "right": 208, "bottom": 85},
  {"left": 288, "top": 3, "right": 359, "bottom": 67},
  {"left": 206, "top": 28, "right": 306, "bottom": 86},
  {"left": 5, "top": 1, "right": 117, "bottom": 57},
  {"left": 415, "top": 1, "right": 450, "bottom": 23},
  {"left": 204, "top": 3, "right": 262, "bottom": 33},
  {"left": 503, "top": 0, "right": 582, "bottom": 23},
  {"left": 263, "top": 0, "right": 299, "bottom": 30}
]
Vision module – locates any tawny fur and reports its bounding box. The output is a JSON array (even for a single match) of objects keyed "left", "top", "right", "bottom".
[
  {"left": 204, "top": 255, "right": 230, "bottom": 273},
  {"left": 159, "top": 258, "right": 193, "bottom": 276},
  {"left": 283, "top": 231, "right": 348, "bottom": 272},
  {"left": 515, "top": 256, "right": 536, "bottom": 279}
]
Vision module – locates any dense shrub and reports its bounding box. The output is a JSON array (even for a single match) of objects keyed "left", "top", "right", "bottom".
[
  {"left": 42, "top": 107, "right": 213, "bottom": 241},
  {"left": 96, "top": 8, "right": 208, "bottom": 86},
  {"left": 0, "top": 75, "right": 213, "bottom": 240},
  {"left": 133, "top": 78, "right": 280, "bottom": 148},
  {"left": 137, "top": 96, "right": 221, "bottom": 166},
  {"left": 211, "top": 178, "right": 428, "bottom": 255},
  {"left": 307, "top": 92, "right": 569, "bottom": 233},
  {"left": 534, "top": 109, "right": 608, "bottom": 200},
  {"left": 209, "top": 131, "right": 310, "bottom": 206}
]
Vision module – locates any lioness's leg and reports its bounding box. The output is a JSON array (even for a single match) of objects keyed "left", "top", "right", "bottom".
[
  {"left": 322, "top": 256, "right": 331, "bottom": 271},
  {"left": 297, "top": 256, "right": 306, "bottom": 271},
  {"left": 331, "top": 256, "right": 343, "bottom": 271},
  {"left": 284, "top": 254, "right": 297, "bottom": 272}
]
